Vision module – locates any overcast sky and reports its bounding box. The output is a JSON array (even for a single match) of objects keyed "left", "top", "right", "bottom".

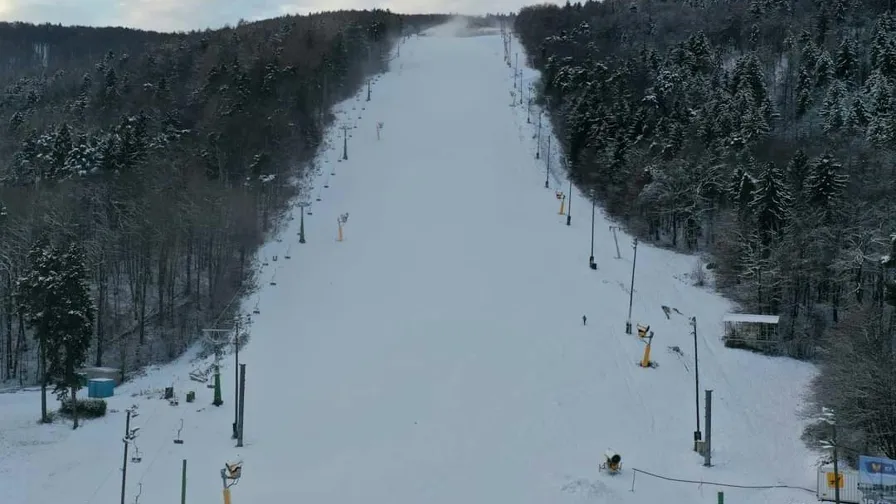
[{"left": 0, "top": 0, "right": 558, "bottom": 33}]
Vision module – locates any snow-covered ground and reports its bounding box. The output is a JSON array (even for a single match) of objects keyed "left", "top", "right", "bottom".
[{"left": 0, "top": 18, "right": 819, "bottom": 504}]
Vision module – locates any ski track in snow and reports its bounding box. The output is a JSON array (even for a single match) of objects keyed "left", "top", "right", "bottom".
[{"left": 0, "top": 19, "right": 819, "bottom": 504}]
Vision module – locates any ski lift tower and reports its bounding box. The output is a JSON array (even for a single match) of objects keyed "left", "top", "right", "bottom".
[{"left": 202, "top": 328, "right": 237, "bottom": 429}]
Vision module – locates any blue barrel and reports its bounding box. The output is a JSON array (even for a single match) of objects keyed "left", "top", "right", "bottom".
[{"left": 88, "top": 378, "right": 115, "bottom": 398}]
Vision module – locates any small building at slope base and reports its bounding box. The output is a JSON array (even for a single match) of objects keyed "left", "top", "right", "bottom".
[{"left": 722, "top": 313, "right": 780, "bottom": 353}]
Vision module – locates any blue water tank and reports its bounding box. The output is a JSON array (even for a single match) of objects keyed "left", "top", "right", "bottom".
[{"left": 87, "top": 378, "right": 115, "bottom": 398}]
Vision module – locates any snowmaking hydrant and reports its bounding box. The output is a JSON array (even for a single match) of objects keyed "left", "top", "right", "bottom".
[{"left": 599, "top": 449, "right": 622, "bottom": 474}]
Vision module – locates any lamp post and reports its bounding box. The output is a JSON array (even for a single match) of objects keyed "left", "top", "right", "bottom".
[
  {"left": 536, "top": 112, "right": 542, "bottom": 159},
  {"left": 820, "top": 408, "right": 841, "bottom": 504},
  {"left": 297, "top": 201, "right": 309, "bottom": 244},
  {"left": 625, "top": 238, "right": 638, "bottom": 334},
  {"left": 566, "top": 178, "right": 572, "bottom": 226},
  {"left": 589, "top": 190, "right": 597, "bottom": 270},
  {"left": 527, "top": 94, "right": 532, "bottom": 123},
  {"left": 691, "top": 316, "right": 702, "bottom": 449}
]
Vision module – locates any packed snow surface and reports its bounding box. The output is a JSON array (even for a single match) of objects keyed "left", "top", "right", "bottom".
[{"left": 0, "top": 19, "right": 819, "bottom": 504}]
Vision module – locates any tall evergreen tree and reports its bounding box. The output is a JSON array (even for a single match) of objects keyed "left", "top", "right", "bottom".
[
  {"left": 786, "top": 149, "right": 810, "bottom": 196},
  {"left": 815, "top": 51, "right": 835, "bottom": 88},
  {"left": 835, "top": 37, "right": 858, "bottom": 82},
  {"left": 52, "top": 243, "right": 94, "bottom": 429},
  {"left": 821, "top": 80, "right": 847, "bottom": 132},
  {"left": 17, "top": 239, "right": 95, "bottom": 428},
  {"left": 806, "top": 153, "right": 848, "bottom": 222},
  {"left": 750, "top": 161, "right": 792, "bottom": 239},
  {"left": 17, "top": 237, "right": 58, "bottom": 423}
]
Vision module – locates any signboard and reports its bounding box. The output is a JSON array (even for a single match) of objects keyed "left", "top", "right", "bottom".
[
  {"left": 859, "top": 455, "right": 896, "bottom": 504},
  {"left": 817, "top": 468, "right": 861, "bottom": 503},
  {"left": 829, "top": 472, "right": 844, "bottom": 488}
]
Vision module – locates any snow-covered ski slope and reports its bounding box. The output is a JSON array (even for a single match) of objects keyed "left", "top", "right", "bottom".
[{"left": 0, "top": 18, "right": 820, "bottom": 504}]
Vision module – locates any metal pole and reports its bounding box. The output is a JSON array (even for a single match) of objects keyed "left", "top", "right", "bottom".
[
  {"left": 692, "top": 317, "right": 702, "bottom": 448},
  {"left": 832, "top": 419, "right": 841, "bottom": 504},
  {"left": 120, "top": 409, "right": 131, "bottom": 504},
  {"left": 590, "top": 196, "right": 596, "bottom": 269},
  {"left": 609, "top": 226, "right": 622, "bottom": 259},
  {"left": 536, "top": 114, "right": 541, "bottom": 159},
  {"left": 366, "top": 79, "right": 371, "bottom": 101},
  {"left": 237, "top": 363, "right": 246, "bottom": 448},
  {"left": 233, "top": 324, "right": 239, "bottom": 439},
  {"left": 342, "top": 126, "right": 348, "bottom": 160},
  {"left": 704, "top": 389, "right": 712, "bottom": 467},
  {"left": 626, "top": 239, "right": 638, "bottom": 334},
  {"left": 566, "top": 178, "right": 572, "bottom": 226},
  {"left": 545, "top": 136, "right": 551, "bottom": 188},
  {"left": 181, "top": 459, "right": 187, "bottom": 504},
  {"left": 299, "top": 206, "right": 306, "bottom": 243}
]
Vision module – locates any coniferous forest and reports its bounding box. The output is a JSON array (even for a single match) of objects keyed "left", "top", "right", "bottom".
[
  {"left": 515, "top": 0, "right": 896, "bottom": 460},
  {"left": 0, "top": 11, "right": 445, "bottom": 399}
]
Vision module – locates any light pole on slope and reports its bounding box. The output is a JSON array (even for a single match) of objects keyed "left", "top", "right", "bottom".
[
  {"left": 625, "top": 238, "right": 639, "bottom": 335},
  {"left": 589, "top": 190, "right": 597, "bottom": 270},
  {"left": 819, "top": 408, "right": 841, "bottom": 504},
  {"left": 297, "top": 201, "right": 310, "bottom": 244},
  {"left": 691, "top": 316, "right": 702, "bottom": 451},
  {"left": 566, "top": 177, "right": 572, "bottom": 226},
  {"left": 536, "top": 112, "right": 542, "bottom": 160}
]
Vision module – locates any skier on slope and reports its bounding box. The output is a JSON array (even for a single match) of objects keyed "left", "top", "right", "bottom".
[{"left": 582, "top": 315, "right": 587, "bottom": 326}]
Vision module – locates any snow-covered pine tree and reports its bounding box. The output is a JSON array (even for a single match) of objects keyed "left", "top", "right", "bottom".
[
  {"left": 749, "top": 161, "right": 792, "bottom": 240},
  {"left": 796, "top": 65, "right": 813, "bottom": 117},
  {"left": 17, "top": 236, "right": 59, "bottom": 424},
  {"left": 17, "top": 238, "right": 94, "bottom": 428},
  {"left": 806, "top": 153, "right": 848, "bottom": 223},
  {"left": 845, "top": 96, "right": 869, "bottom": 131},
  {"left": 64, "top": 133, "right": 100, "bottom": 177},
  {"left": 864, "top": 70, "right": 893, "bottom": 145},
  {"left": 821, "top": 80, "right": 847, "bottom": 132},
  {"left": 786, "top": 149, "right": 810, "bottom": 198},
  {"left": 815, "top": 51, "right": 834, "bottom": 88},
  {"left": 52, "top": 242, "right": 95, "bottom": 429},
  {"left": 835, "top": 36, "right": 858, "bottom": 82},
  {"left": 729, "top": 165, "right": 756, "bottom": 223}
]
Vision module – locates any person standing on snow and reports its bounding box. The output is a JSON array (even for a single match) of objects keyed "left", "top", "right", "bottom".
[{"left": 582, "top": 315, "right": 587, "bottom": 326}]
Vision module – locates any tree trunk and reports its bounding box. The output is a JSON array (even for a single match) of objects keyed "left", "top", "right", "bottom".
[
  {"left": 206, "top": 234, "right": 214, "bottom": 310},
  {"left": 13, "top": 309, "right": 25, "bottom": 383},
  {"left": 185, "top": 231, "right": 193, "bottom": 297},
  {"left": 71, "top": 385, "right": 79, "bottom": 429},
  {"left": 139, "top": 248, "right": 149, "bottom": 346},
  {"left": 4, "top": 270, "right": 12, "bottom": 380},
  {"left": 39, "top": 335, "right": 48, "bottom": 423},
  {"left": 95, "top": 263, "right": 107, "bottom": 367},
  {"left": 158, "top": 244, "right": 167, "bottom": 328}
]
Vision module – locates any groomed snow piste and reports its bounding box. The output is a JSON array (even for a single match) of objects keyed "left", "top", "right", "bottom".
[{"left": 0, "top": 18, "right": 819, "bottom": 504}]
